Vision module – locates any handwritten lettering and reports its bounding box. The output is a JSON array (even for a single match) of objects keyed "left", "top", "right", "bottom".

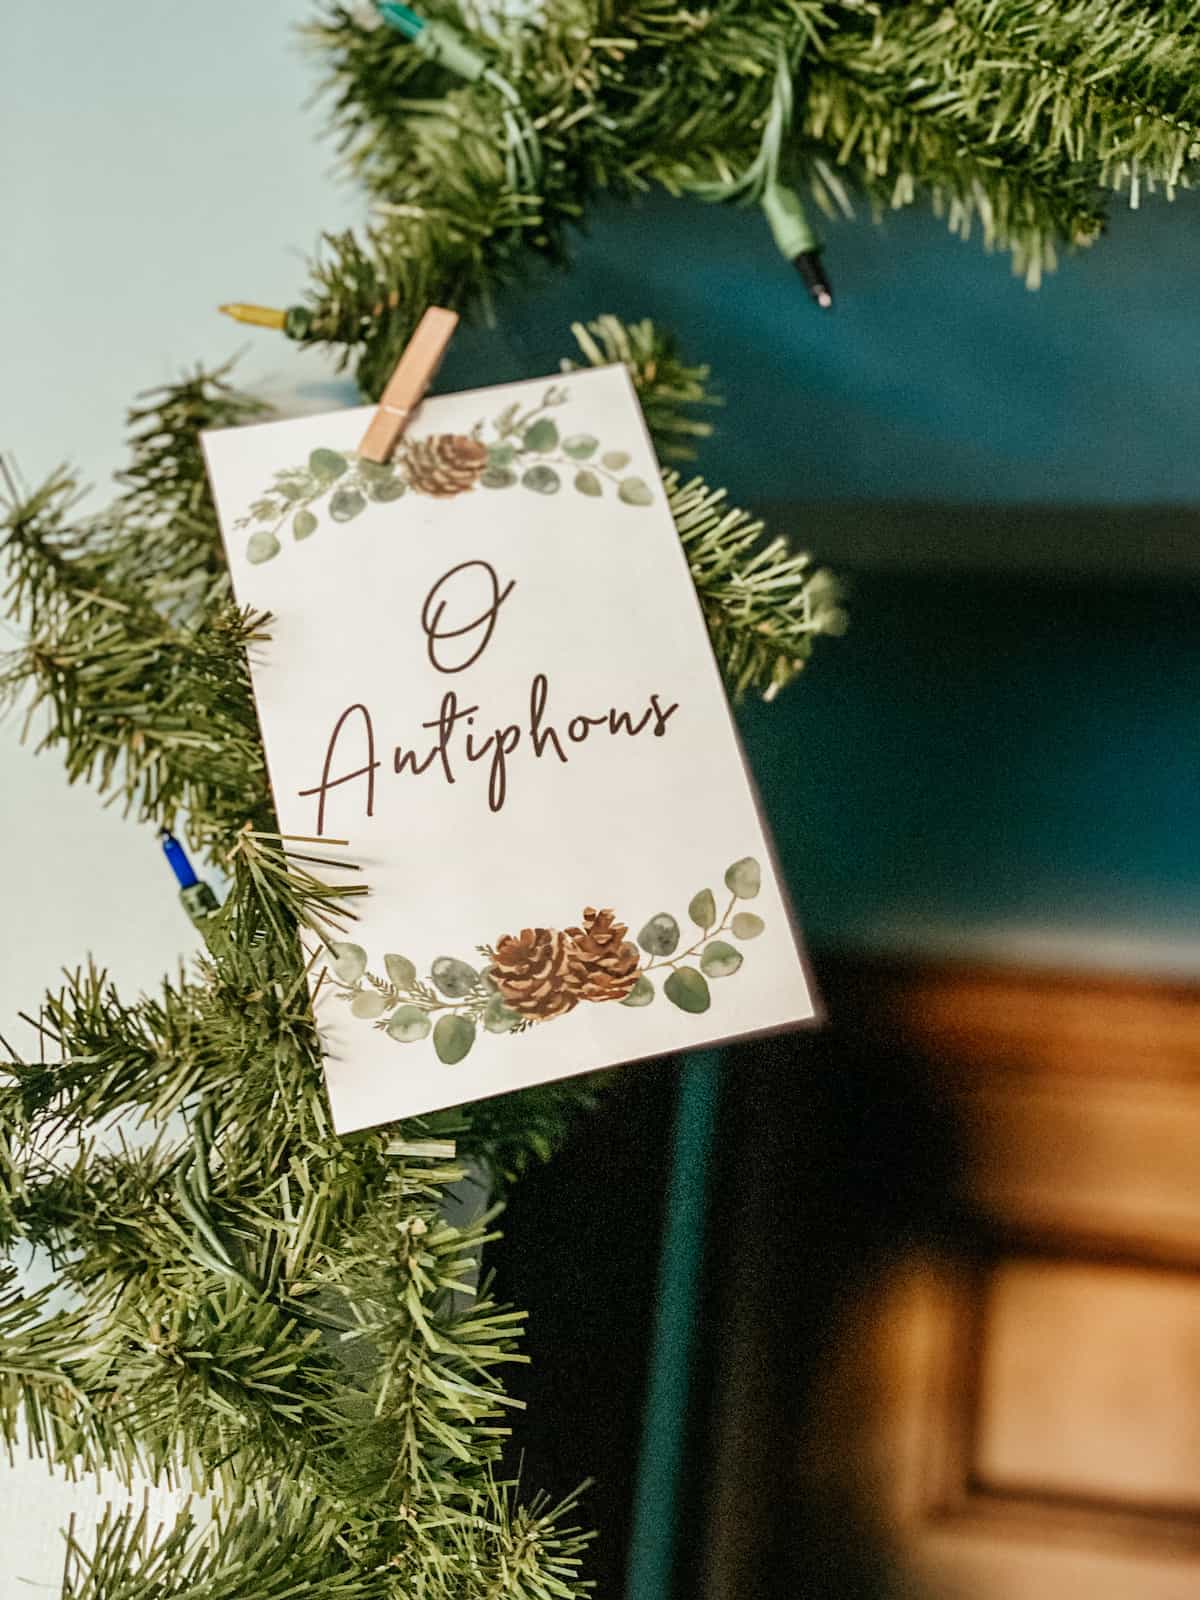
[
  {"left": 296, "top": 557, "right": 682, "bottom": 833},
  {"left": 298, "top": 676, "right": 681, "bottom": 830},
  {"left": 297, "top": 702, "right": 379, "bottom": 836},
  {"left": 420, "top": 560, "right": 515, "bottom": 674}
]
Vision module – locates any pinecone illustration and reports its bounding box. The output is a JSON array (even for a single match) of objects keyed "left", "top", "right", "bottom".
[
  {"left": 404, "top": 433, "right": 489, "bottom": 497},
  {"left": 492, "top": 926, "right": 587, "bottom": 1020},
  {"left": 565, "top": 907, "right": 642, "bottom": 1003}
]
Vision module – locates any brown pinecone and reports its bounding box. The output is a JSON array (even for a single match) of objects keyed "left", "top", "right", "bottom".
[
  {"left": 565, "top": 907, "right": 642, "bottom": 1003},
  {"left": 405, "top": 433, "right": 489, "bottom": 497},
  {"left": 492, "top": 926, "right": 586, "bottom": 1020}
]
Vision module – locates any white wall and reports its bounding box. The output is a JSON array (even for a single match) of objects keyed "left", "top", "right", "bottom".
[{"left": 1, "top": 4, "right": 359, "bottom": 1585}]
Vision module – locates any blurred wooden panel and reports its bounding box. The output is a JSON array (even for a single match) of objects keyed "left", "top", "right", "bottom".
[
  {"left": 698, "top": 962, "right": 1200, "bottom": 1600},
  {"left": 918, "top": 1524, "right": 1200, "bottom": 1600},
  {"left": 961, "top": 1078, "right": 1200, "bottom": 1255},
  {"left": 896, "top": 969, "right": 1200, "bottom": 1080},
  {"left": 897, "top": 968, "right": 1200, "bottom": 1255},
  {"left": 977, "top": 1261, "right": 1200, "bottom": 1509},
  {"left": 861, "top": 1252, "right": 1200, "bottom": 1600},
  {"left": 869, "top": 965, "right": 1200, "bottom": 1599}
]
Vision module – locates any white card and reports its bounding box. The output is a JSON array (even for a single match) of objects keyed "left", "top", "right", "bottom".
[{"left": 203, "top": 365, "right": 816, "bottom": 1132}]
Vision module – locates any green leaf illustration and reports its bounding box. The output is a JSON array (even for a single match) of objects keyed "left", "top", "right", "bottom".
[
  {"left": 638, "top": 913, "right": 680, "bottom": 957},
  {"left": 621, "top": 975, "right": 655, "bottom": 1008},
  {"left": 292, "top": 509, "right": 318, "bottom": 540},
  {"left": 664, "top": 967, "right": 711, "bottom": 1014},
  {"left": 309, "top": 448, "right": 348, "bottom": 479},
  {"left": 386, "top": 1005, "right": 432, "bottom": 1043},
  {"left": 384, "top": 953, "right": 417, "bottom": 989},
  {"left": 488, "top": 444, "right": 516, "bottom": 468},
  {"left": 350, "top": 990, "right": 389, "bottom": 1019},
  {"left": 481, "top": 467, "right": 517, "bottom": 489},
  {"left": 523, "top": 418, "right": 559, "bottom": 453},
  {"left": 724, "top": 857, "right": 762, "bottom": 898},
  {"left": 574, "top": 470, "right": 602, "bottom": 497},
  {"left": 521, "top": 465, "right": 560, "bottom": 495},
  {"left": 618, "top": 476, "right": 653, "bottom": 507},
  {"left": 563, "top": 433, "right": 598, "bottom": 460},
  {"left": 431, "top": 957, "right": 479, "bottom": 998},
  {"left": 434, "top": 1014, "right": 476, "bottom": 1064},
  {"left": 330, "top": 487, "right": 366, "bottom": 522},
  {"left": 246, "top": 530, "right": 280, "bottom": 564},
  {"left": 483, "top": 994, "right": 521, "bottom": 1034},
  {"left": 329, "top": 942, "right": 367, "bottom": 984},
  {"left": 688, "top": 889, "right": 717, "bottom": 929},
  {"left": 700, "top": 941, "right": 743, "bottom": 979},
  {"left": 365, "top": 473, "right": 406, "bottom": 503},
  {"left": 602, "top": 450, "right": 630, "bottom": 470},
  {"left": 731, "top": 912, "right": 765, "bottom": 940}
]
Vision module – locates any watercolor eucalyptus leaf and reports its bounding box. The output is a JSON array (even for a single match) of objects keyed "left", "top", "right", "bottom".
[
  {"left": 483, "top": 994, "right": 521, "bottom": 1034},
  {"left": 330, "top": 487, "right": 366, "bottom": 522},
  {"left": 574, "top": 470, "right": 602, "bottom": 497},
  {"left": 431, "top": 957, "right": 479, "bottom": 998},
  {"left": 621, "top": 974, "right": 655, "bottom": 1007},
  {"left": 350, "top": 990, "right": 389, "bottom": 1020},
  {"left": 700, "top": 941, "right": 743, "bottom": 979},
  {"left": 521, "top": 465, "right": 560, "bottom": 495},
  {"left": 602, "top": 450, "right": 630, "bottom": 471},
  {"left": 309, "top": 448, "right": 348, "bottom": 479},
  {"left": 357, "top": 459, "right": 391, "bottom": 480},
  {"left": 563, "top": 433, "right": 598, "bottom": 460},
  {"left": 638, "top": 913, "right": 680, "bottom": 957},
  {"left": 664, "top": 967, "right": 711, "bottom": 1014},
  {"left": 292, "top": 509, "right": 318, "bottom": 541},
  {"left": 366, "top": 474, "right": 406, "bottom": 503},
  {"left": 386, "top": 1005, "right": 432, "bottom": 1043},
  {"left": 277, "top": 480, "right": 307, "bottom": 502},
  {"left": 724, "top": 857, "right": 762, "bottom": 898},
  {"left": 384, "top": 953, "right": 417, "bottom": 989},
  {"left": 523, "top": 418, "right": 559, "bottom": 453},
  {"left": 688, "top": 889, "right": 717, "bottom": 929},
  {"left": 329, "top": 942, "right": 368, "bottom": 984},
  {"left": 488, "top": 444, "right": 516, "bottom": 468},
  {"left": 481, "top": 467, "right": 517, "bottom": 489},
  {"left": 247, "top": 531, "right": 280, "bottom": 564},
  {"left": 731, "top": 912, "right": 765, "bottom": 940},
  {"left": 618, "top": 476, "right": 653, "bottom": 507},
  {"left": 434, "top": 1014, "right": 475, "bottom": 1065}
]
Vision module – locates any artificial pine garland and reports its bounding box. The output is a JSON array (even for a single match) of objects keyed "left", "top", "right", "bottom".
[
  {"left": 221, "top": 0, "right": 1200, "bottom": 391},
  {"left": 0, "top": 318, "right": 840, "bottom": 1594}
]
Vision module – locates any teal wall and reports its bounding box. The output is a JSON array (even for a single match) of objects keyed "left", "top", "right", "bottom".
[
  {"left": 440, "top": 189, "right": 1200, "bottom": 507},
  {"left": 739, "top": 570, "right": 1200, "bottom": 956},
  {"left": 439, "top": 192, "right": 1200, "bottom": 967}
]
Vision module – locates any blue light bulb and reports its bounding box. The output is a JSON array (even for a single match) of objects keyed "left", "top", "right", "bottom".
[
  {"left": 158, "top": 829, "right": 219, "bottom": 928},
  {"left": 160, "top": 829, "right": 199, "bottom": 890}
]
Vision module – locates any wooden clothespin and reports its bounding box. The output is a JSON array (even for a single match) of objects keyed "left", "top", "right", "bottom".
[{"left": 358, "top": 305, "right": 459, "bottom": 464}]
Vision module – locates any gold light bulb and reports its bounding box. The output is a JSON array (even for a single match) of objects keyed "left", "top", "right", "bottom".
[{"left": 218, "top": 303, "right": 288, "bottom": 331}]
